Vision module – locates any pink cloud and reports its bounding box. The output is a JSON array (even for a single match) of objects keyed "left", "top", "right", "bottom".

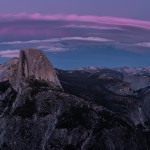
[
  {"left": 1, "top": 13, "right": 150, "bottom": 30},
  {"left": 0, "top": 13, "right": 150, "bottom": 43},
  {"left": 0, "top": 13, "right": 150, "bottom": 54}
]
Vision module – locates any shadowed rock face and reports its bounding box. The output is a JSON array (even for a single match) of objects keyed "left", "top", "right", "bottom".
[
  {"left": 0, "top": 49, "right": 149, "bottom": 150},
  {"left": 0, "top": 57, "right": 19, "bottom": 83}
]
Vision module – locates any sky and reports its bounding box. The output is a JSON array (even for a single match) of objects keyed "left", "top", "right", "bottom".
[{"left": 0, "top": 0, "right": 150, "bottom": 69}]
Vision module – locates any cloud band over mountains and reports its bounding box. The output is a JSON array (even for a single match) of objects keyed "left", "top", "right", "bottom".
[
  {"left": 1, "top": 13, "right": 150, "bottom": 29},
  {"left": 0, "top": 13, "right": 150, "bottom": 58}
]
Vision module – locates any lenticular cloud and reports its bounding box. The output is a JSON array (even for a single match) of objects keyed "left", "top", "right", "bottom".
[
  {"left": 1, "top": 13, "right": 150, "bottom": 29},
  {"left": 0, "top": 13, "right": 150, "bottom": 55}
]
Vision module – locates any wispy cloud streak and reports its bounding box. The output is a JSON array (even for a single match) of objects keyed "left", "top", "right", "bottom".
[
  {"left": 0, "top": 37, "right": 112, "bottom": 45},
  {"left": 0, "top": 50, "right": 20, "bottom": 58},
  {"left": 1, "top": 13, "right": 150, "bottom": 30}
]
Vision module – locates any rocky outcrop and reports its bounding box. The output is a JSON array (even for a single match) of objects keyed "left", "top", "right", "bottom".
[
  {"left": 0, "top": 57, "right": 18, "bottom": 83},
  {"left": 18, "top": 49, "right": 61, "bottom": 85},
  {"left": 0, "top": 49, "right": 62, "bottom": 93}
]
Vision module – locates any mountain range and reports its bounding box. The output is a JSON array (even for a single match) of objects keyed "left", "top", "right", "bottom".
[{"left": 0, "top": 49, "right": 150, "bottom": 150}]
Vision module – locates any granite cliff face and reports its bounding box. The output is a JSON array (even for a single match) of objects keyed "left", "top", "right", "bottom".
[
  {"left": 0, "top": 49, "right": 149, "bottom": 150},
  {"left": 0, "top": 49, "right": 61, "bottom": 93},
  {"left": 17, "top": 49, "right": 61, "bottom": 86},
  {"left": 0, "top": 57, "right": 19, "bottom": 83}
]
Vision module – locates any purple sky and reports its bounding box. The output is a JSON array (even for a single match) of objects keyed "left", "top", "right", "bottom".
[
  {"left": 0, "top": 0, "right": 150, "bottom": 69},
  {"left": 0, "top": 0, "right": 150, "bottom": 21}
]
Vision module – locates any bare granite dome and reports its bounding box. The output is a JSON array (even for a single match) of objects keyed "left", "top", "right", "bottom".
[
  {"left": 18, "top": 49, "right": 61, "bottom": 85},
  {"left": 0, "top": 49, "right": 62, "bottom": 92}
]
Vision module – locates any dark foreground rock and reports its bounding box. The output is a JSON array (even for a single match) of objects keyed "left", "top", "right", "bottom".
[
  {"left": 0, "top": 80, "right": 148, "bottom": 150},
  {"left": 0, "top": 49, "right": 149, "bottom": 150}
]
